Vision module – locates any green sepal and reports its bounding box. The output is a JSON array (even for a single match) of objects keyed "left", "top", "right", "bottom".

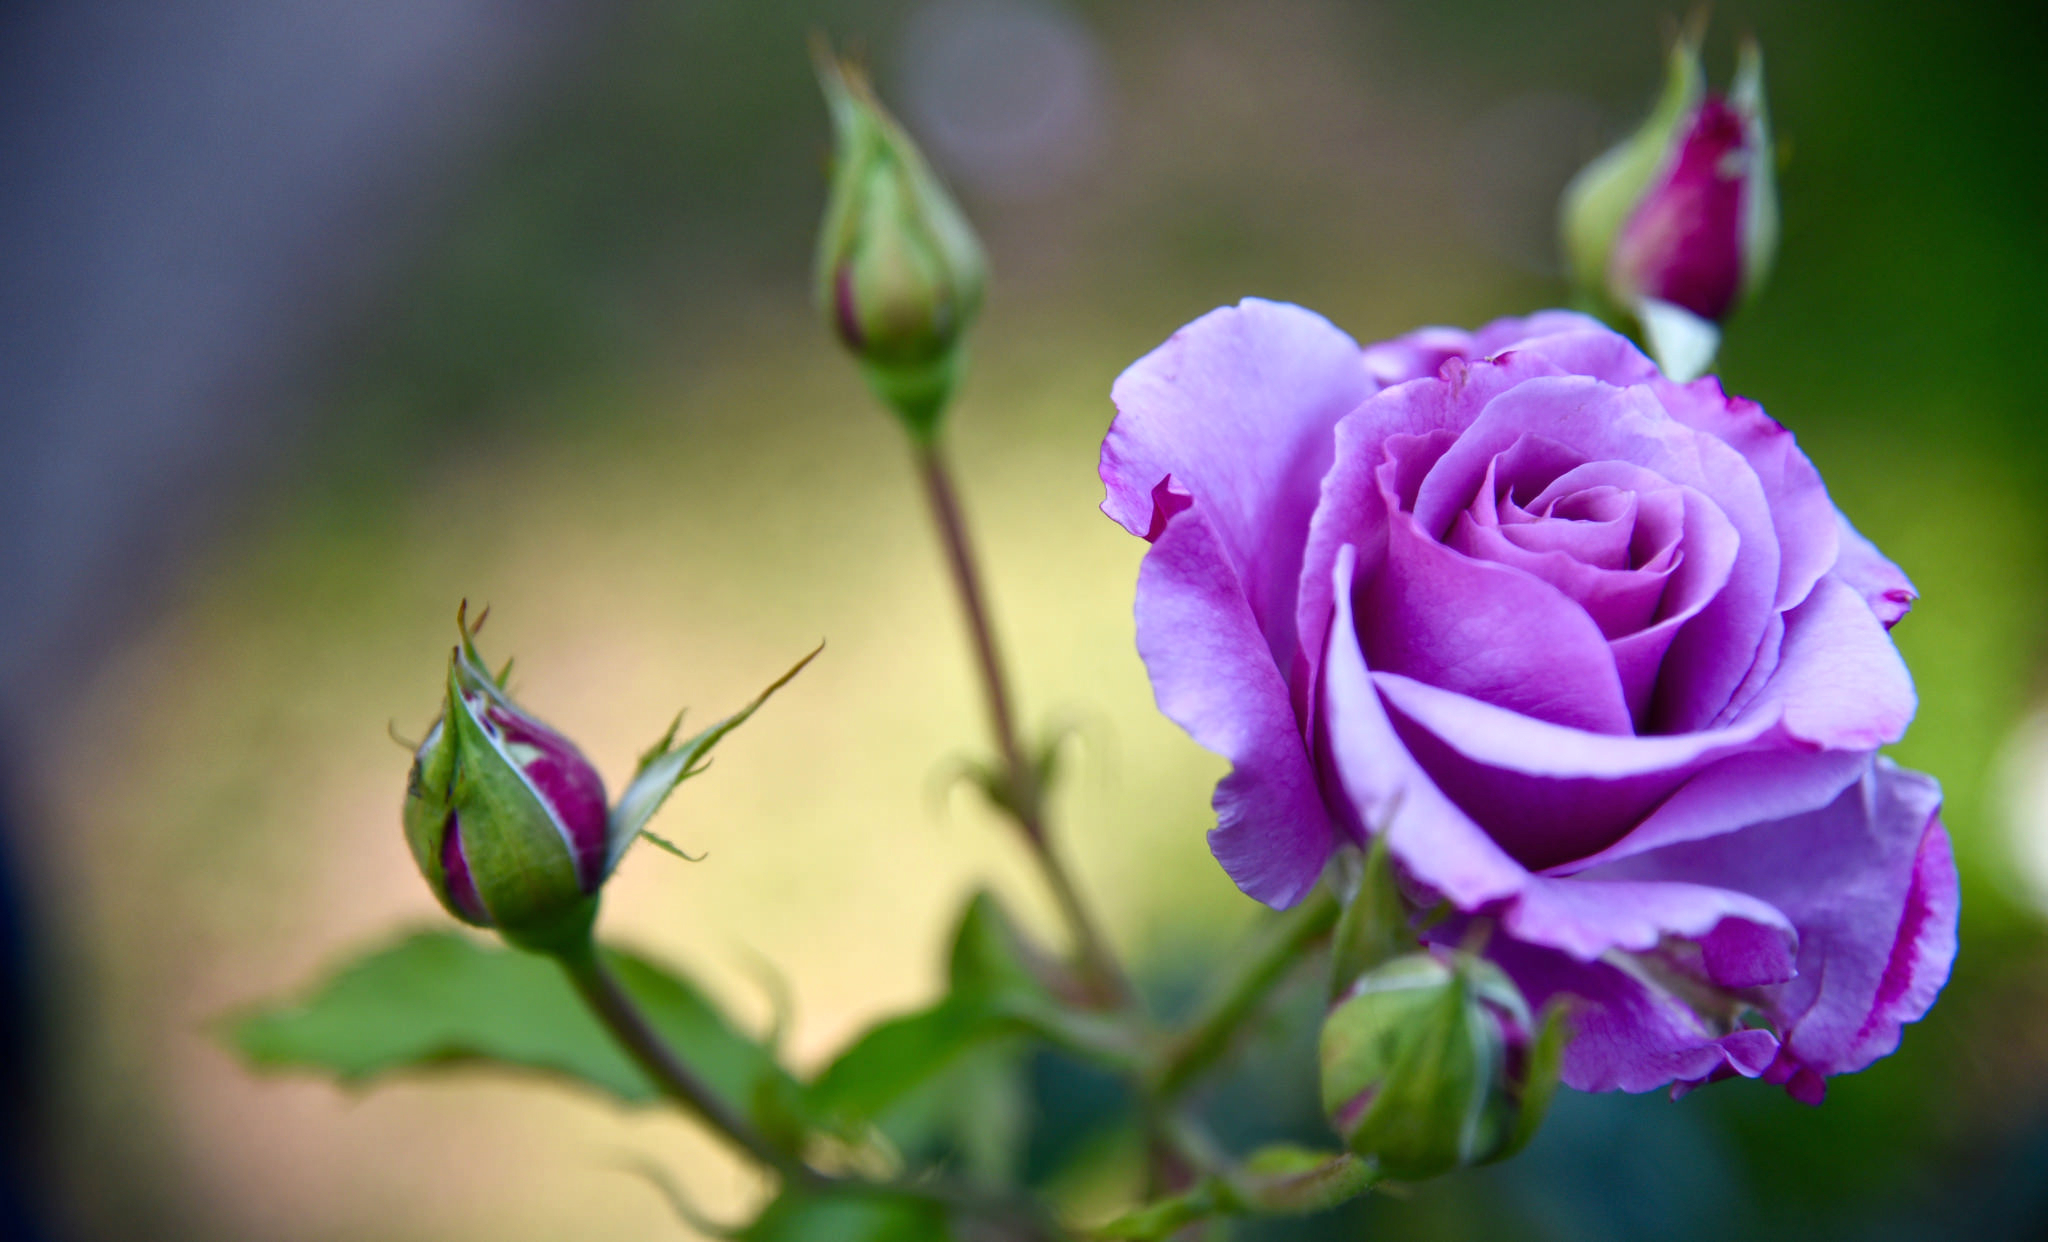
[
  {"left": 1091, "top": 1182, "right": 1225, "bottom": 1242},
  {"left": 1320, "top": 953, "right": 1534, "bottom": 1182},
  {"left": 225, "top": 930, "right": 803, "bottom": 1123},
  {"left": 1497, "top": 1003, "right": 1571, "bottom": 1162},
  {"left": 1328, "top": 832, "right": 1412, "bottom": 1002},
  {"left": 1089, "top": 1149, "right": 1375, "bottom": 1240},
  {"left": 439, "top": 654, "right": 588, "bottom": 937},
  {"left": 860, "top": 346, "right": 961, "bottom": 445},
  {"left": 1635, "top": 296, "right": 1723, "bottom": 383},
  {"left": 1729, "top": 37, "right": 1779, "bottom": 306},
  {"left": 607, "top": 644, "right": 822, "bottom": 873},
  {"left": 1233, "top": 1146, "right": 1376, "bottom": 1216}
]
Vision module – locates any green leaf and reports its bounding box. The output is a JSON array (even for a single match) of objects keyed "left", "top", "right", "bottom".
[
  {"left": 808, "top": 893, "right": 1033, "bottom": 1125},
  {"left": 808, "top": 997, "right": 992, "bottom": 1125},
  {"left": 808, "top": 891, "right": 1135, "bottom": 1158},
  {"left": 227, "top": 930, "right": 800, "bottom": 1122},
  {"left": 743, "top": 1190, "right": 950, "bottom": 1242},
  {"left": 1090, "top": 1180, "right": 1224, "bottom": 1241}
]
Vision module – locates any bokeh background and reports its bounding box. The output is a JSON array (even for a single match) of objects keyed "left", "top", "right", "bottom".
[{"left": 4, "top": 1, "right": 2046, "bottom": 1239}]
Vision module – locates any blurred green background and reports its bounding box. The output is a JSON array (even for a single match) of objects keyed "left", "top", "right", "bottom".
[{"left": 7, "top": 0, "right": 2047, "bottom": 1239}]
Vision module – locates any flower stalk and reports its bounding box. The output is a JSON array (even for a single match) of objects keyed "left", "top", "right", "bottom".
[
  {"left": 554, "top": 936, "right": 800, "bottom": 1177},
  {"left": 915, "top": 440, "right": 1131, "bottom": 1010},
  {"left": 1150, "top": 886, "right": 1340, "bottom": 1101}
]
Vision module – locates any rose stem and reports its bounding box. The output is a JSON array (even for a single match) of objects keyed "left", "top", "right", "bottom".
[
  {"left": 563, "top": 942, "right": 1071, "bottom": 1237},
  {"left": 556, "top": 941, "right": 798, "bottom": 1176},
  {"left": 1149, "top": 886, "right": 1340, "bottom": 1102},
  {"left": 913, "top": 439, "right": 1131, "bottom": 1008}
]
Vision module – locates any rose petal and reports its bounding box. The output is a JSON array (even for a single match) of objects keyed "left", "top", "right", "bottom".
[
  {"left": 1603, "top": 759, "right": 1957, "bottom": 1079},
  {"left": 1322, "top": 545, "right": 1527, "bottom": 907},
  {"left": 1103, "top": 299, "right": 1375, "bottom": 685},
  {"left": 1610, "top": 488, "right": 1741, "bottom": 726},
  {"left": 1370, "top": 670, "right": 1782, "bottom": 868},
  {"left": 1571, "top": 745, "right": 1874, "bottom": 870},
  {"left": 1296, "top": 354, "right": 1558, "bottom": 743},
  {"left": 1407, "top": 375, "right": 1780, "bottom": 733},
  {"left": 1474, "top": 317, "right": 1656, "bottom": 380},
  {"left": 1451, "top": 462, "right": 1676, "bottom": 639},
  {"left": 1656, "top": 377, "right": 1839, "bottom": 613},
  {"left": 1136, "top": 504, "right": 1334, "bottom": 907},
  {"left": 1490, "top": 937, "right": 1782, "bottom": 1094},
  {"left": 1833, "top": 510, "right": 1917, "bottom": 628},
  {"left": 1370, "top": 671, "right": 1774, "bottom": 779},
  {"left": 1363, "top": 451, "right": 1635, "bottom": 735},
  {"left": 1503, "top": 875, "right": 1796, "bottom": 968},
  {"left": 1741, "top": 573, "right": 1916, "bottom": 750}
]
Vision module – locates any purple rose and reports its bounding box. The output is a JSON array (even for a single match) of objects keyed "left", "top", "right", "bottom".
[{"left": 1101, "top": 302, "right": 1957, "bottom": 1100}]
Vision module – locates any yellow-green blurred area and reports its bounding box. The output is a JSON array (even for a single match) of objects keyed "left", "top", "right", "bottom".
[{"left": 5, "top": 1, "right": 2047, "bottom": 1240}]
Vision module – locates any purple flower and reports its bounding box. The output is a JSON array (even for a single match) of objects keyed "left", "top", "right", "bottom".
[{"left": 1100, "top": 302, "right": 1956, "bottom": 1100}]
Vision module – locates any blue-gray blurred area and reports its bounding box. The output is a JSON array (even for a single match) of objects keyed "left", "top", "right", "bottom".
[{"left": 2, "top": 1, "right": 2045, "bottom": 1239}]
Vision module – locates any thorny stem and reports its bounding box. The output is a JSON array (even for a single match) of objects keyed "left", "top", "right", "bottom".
[{"left": 914, "top": 440, "right": 1132, "bottom": 1008}]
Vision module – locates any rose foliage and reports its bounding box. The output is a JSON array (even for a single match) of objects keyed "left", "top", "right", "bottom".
[{"left": 1101, "top": 304, "right": 1957, "bottom": 1102}]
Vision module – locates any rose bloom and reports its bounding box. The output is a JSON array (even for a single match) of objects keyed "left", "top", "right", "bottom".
[{"left": 1101, "top": 303, "right": 1957, "bottom": 1101}]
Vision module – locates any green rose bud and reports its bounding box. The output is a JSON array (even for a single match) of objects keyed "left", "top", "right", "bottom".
[
  {"left": 1559, "top": 25, "right": 1777, "bottom": 380},
  {"left": 1319, "top": 952, "right": 1562, "bottom": 1181},
  {"left": 813, "top": 38, "right": 987, "bottom": 441},
  {"left": 402, "top": 607, "right": 821, "bottom": 957},
  {"left": 403, "top": 608, "right": 610, "bottom": 954}
]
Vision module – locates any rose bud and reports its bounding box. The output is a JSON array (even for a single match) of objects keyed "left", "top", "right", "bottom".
[
  {"left": 403, "top": 611, "right": 610, "bottom": 954},
  {"left": 1318, "top": 952, "right": 1558, "bottom": 1181},
  {"left": 813, "top": 38, "right": 987, "bottom": 441},
  {"left": 1560, "top": 30, "right": 1776, "bottom": 379}
]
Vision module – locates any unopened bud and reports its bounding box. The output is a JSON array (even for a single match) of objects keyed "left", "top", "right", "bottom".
[
  {"left": 1319, "top": 952, "right": 1558, "bottom": 1181},
  {"left": 1561, "top": 30, "right": 1777, "bottom": 380},
  {"left": 403, "top": 607, "right": 610, "bottom": 953},
  {"left": 813, "top": 38, "right": 987, "bottom": 440}
]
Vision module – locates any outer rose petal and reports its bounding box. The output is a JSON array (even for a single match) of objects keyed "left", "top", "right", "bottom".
[
  {"left": 1502, "top": 876, "right": 1795, "bottom": 976},
  {"left": 1322, "top": 545, "right": 1528, "bottom": 907},
  {"left": 1654, "top": 375, "right": 1840, "bottom": 614},
  {"left": 1372, "top": 670, "right": 1776, "bottom": 867},
  {"left": 1604, "top": 759, "right": 1957, "bottom": 1083},
  {"left": 1739, "top": 574, "right": 1916, "bottom": 749},
  {"left": 1471, "top": 312, "right": 1640, "bottom": 369},
  {"left": 1833, "top": 510, "right": 1917, "bottom": 628},
  {"left": 1103, "top": 299, "right": 1374, "bottom": 685},
  {"left": 1491, "top": 938, "right": 1783, "bottom": 1094},
  {"left": 1136, "top": 505, "right": 1334, "bottom": 907}
]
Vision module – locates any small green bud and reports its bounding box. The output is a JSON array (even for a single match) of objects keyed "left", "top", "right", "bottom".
[
  {"left": 813, "top": 38, "right": 987, "bottom": 441},
  {"left": 1319, "top": 952, "right": 1558, "bottom": 1181}
]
